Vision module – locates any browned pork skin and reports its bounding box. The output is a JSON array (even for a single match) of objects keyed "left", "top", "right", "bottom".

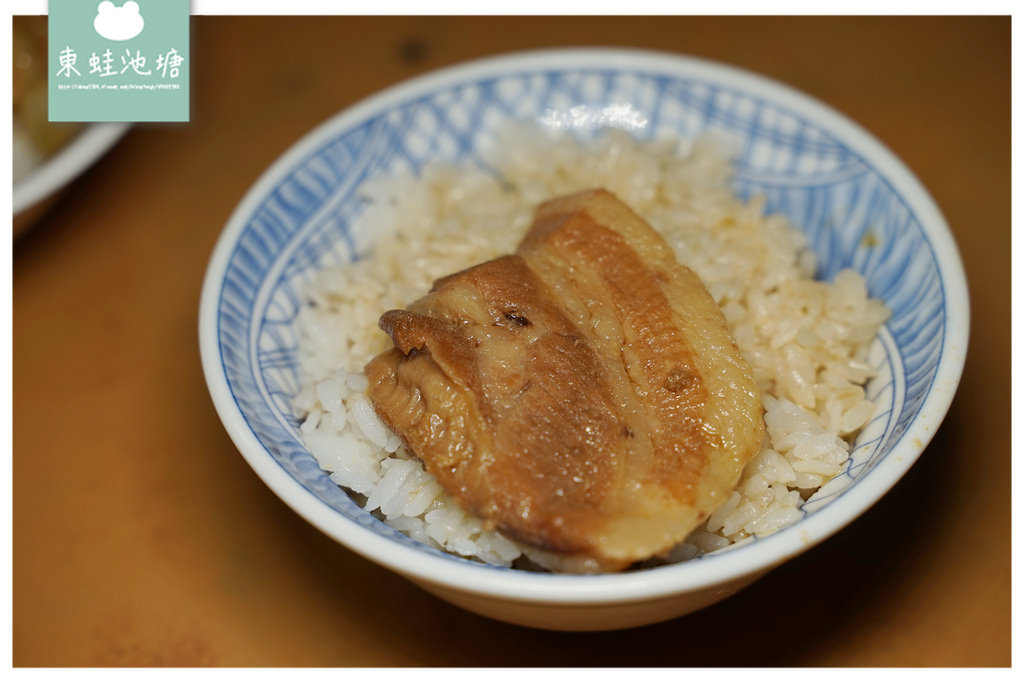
[{"left": 365, "top": 189, "right": 764, "bottom": 572}]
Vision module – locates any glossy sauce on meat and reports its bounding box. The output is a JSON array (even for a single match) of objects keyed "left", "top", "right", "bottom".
[{"left": 365, "top": 189, "right": 764, "bottom": 572}]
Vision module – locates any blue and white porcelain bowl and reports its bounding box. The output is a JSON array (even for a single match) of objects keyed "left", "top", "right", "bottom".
[{"left": 199, "top": 48, "right": 968, "bottom": 631}]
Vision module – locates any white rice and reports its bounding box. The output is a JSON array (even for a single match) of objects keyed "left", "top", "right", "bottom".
[{"left": 290, "top": 124, "right": 890, "bottom": 570}]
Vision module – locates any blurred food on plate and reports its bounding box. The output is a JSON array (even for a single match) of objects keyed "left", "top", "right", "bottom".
[{"left": 13, "top": 16, "right": 82, "bottom": 182}]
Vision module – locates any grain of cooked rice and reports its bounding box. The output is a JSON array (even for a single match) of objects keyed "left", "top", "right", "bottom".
[{"left": 290, "top": 124, "right": 890, "bottom": 570}]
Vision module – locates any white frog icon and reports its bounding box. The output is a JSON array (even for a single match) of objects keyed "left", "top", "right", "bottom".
[{"left": 93, "top": 1, "right": 145, "bottom": 42}]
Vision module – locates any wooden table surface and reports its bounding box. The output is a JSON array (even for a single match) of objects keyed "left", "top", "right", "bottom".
[{"left": 12, "top": 15, "right": 1010, "bottom": 667}]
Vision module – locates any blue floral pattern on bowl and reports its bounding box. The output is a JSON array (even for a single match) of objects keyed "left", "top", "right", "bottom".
[{"left": 203, "top": 50, "right": 966, "bottom": 572}]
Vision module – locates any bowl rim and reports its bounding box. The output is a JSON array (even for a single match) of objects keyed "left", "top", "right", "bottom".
[
  {"left": 13, "top": 121, "right": 132, "bottom": 215},
  {"left": 199, "top": 47, "right": 969, "bottom": 605}
]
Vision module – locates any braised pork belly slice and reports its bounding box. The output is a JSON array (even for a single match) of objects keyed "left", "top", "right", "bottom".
[{"left": 365, "top": 189, "right": 764, "bottom": 572}]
